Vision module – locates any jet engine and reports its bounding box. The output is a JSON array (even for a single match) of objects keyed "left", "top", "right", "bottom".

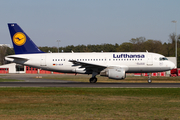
[
  {"left": 108, "top": 68, "right": 126, "bottom": 80},
  {"left": 100, "top": 68, "right": 126, "bottom": 80}
]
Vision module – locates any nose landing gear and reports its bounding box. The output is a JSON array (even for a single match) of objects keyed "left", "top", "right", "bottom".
[{"left": 148, "top": 73, "right": 152, "bottom": 83}]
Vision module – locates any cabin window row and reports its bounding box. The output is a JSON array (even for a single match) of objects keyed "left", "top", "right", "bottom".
[
  {"left": 112, "top": 59, "right": 143, "bottom": 61},
  {"left": 53, "top": 58, "right": 143, "bottom": 62},
  {"left": 53, "top": 59, "right": 65, "bottom": 61},
  {"left": 77, "top": 59, "right": 106, "bottom": 61},
  {"left": 76, "top": 59, "right": 143, "bottom": 61}
]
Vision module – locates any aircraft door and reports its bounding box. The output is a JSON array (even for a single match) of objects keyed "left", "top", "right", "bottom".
[
  {"left": 40, "top": 56, "right": 46, "bottom": 66},
  {"left": 147, "top": 54, "right": 153, "bottom": 65}
]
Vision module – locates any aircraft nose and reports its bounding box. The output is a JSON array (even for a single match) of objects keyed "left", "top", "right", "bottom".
[{"left": 169, "top": 61, "right": 176, "bottom": 69}]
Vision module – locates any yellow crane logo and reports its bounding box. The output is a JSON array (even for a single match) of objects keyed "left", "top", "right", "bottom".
[{"left": 13, "top": 32, "right": 26, "bottom": 46}]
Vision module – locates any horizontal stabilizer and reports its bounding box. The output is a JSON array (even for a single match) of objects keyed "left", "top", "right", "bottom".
[{"left": 7, "top": 56, "right": 29, "bottom": 60}]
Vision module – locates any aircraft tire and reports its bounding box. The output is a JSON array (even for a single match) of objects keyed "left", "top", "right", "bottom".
[
  {"left": 89, "top": 77, "right": 97, "bottom": 83},
  {"left": 148, "top": 79, "right": 152, "bottom": 83}
]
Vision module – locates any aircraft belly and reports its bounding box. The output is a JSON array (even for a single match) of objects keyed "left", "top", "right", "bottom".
[{"left": 128, "top": 66, "right": 163, "bottom": 73}]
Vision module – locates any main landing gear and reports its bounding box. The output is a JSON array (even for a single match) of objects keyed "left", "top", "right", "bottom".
[
  {"left": 89, "top": 71, "right": 98, "bottom": 83},
  {"left": 89, "top": 77, "right": 97, "bottom": 83},
  {"left": 148, "top": 73, "right": 152, "bottom": 83}
]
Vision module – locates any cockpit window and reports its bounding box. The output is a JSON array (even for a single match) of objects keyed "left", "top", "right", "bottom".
[{"left": 159, "top": 57, "right": 168, "bottom": 61}]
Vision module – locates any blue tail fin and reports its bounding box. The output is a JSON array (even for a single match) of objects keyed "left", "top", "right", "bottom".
[{"left": 8, "top": 23, "right": 44, "bottom": 54}]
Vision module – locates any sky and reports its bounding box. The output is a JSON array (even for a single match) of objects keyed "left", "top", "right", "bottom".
[{"left": 0, "top": 0, "right": 180, "bottom": 47}]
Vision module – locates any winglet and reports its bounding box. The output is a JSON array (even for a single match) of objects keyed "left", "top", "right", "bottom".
[{"left": 8, "top": 23, "right": 44, "bottom": 54}]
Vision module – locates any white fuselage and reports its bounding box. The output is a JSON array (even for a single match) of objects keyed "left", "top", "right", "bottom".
[{"left": 5, "top": 52, "right": 175, "bottom": 74}]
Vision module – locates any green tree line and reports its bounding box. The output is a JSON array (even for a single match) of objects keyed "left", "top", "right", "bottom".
[{"left": 1, "top": 34, "right": 180, "bottom": 67}]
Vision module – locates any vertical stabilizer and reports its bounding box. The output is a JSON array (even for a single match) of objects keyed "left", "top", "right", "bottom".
[{"left": 8, "top": 23, "right": 44, "bottom": 54}]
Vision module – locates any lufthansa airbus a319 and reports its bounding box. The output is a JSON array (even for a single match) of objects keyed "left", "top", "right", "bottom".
[{"left": 5, "top": 23, "right": 175, "bottom": 83}]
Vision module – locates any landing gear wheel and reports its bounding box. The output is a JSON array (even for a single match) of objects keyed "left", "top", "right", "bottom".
[
  {"left": 147, "top": 73, "right": 152, "bottom": 83},
  {"left": 148, "top": 79, "right": 152, "bottom": 83},
  {"left": 89, "top": 77, "right": 97, "bottom": 83}
]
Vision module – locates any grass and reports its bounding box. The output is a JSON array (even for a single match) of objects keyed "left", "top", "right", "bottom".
[
  {"left": 0, "top": 87, "right": 180, "bottom": 120},
  {"left": 43, "top": 74, "right": 180, "bottom": 83}
]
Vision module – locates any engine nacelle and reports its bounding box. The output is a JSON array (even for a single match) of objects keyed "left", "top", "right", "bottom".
[{"left": 108, "top": 68, "right": 126, "bottom": 80}]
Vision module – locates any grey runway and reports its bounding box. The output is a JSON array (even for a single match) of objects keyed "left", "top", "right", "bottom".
[
  {"left": 0, "top": 82, "right": 180, "bottom": 88},
  {"left": 1, "top": 74, "right": 180, "bottom": 88}
]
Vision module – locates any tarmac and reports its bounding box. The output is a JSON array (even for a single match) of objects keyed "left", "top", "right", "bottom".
[{"left": 0, "top": 74, "right": 180, "bottom": 88}]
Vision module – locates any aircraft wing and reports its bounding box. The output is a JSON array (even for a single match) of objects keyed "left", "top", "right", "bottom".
[
  {"left": 69, "top": 60, "right": 107, "bottom": 71},
  {"left": 69, "top": 60, "right": 129, "bottom": 73}
]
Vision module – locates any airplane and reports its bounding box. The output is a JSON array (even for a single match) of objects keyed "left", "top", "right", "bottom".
[{"left": 5, "top": 23, "right": 175, "bottom": 83}]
